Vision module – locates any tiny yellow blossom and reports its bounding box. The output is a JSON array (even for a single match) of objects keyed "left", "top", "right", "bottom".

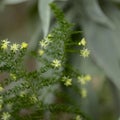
[
  {"left": 39, "top": 40, "right": 48, "bottom": 48},
  {"left": 39, "top": 39, "right": 49, "bottom": 49},
  {"left": 1, "top": 112, "right": 11, "bottom": 120},
  {"left": 0, "top": 104, "right": 2, "bottom": 111},
  {"left": 77, "top": 75, "right": 91, "bottom": 85},
  {"left": 78, "top": 38, "right": 86, "bottom": 46},
  {"left": 19, "top": 91, "right": 26, "bottom": 97},
  {"left": 80, "top": 48, "right": 90, "bottom": 58},
  {"left": 61, "top": 76, "right": 67, "bottom": 82},
  {"left": 21, "top": 42, "right": 28, "bottom": 49},
  {"left": 1, "top": 39, "right": 10, "bottom": 44},
  {"left": 38, "top": 49, "right": 44, "bottom": 56},
  {"left": 51, "top": 59, "right": 61, "bottom": 68},
  {"left": 62, "top": 76, "right": 72, "bottom": 86},
  {"left": 77, "top": 76, "right": 86, "bottom": 85},
  {"left": 1, "top": 44, "right": 8, "bottom": 50},
  {"left": 84, "top": 74, "right": 91, "bottom": 81},
  {"left": 1, "top": 39, "right": 10, "bottom": 50},
  {"left": 10, "top": 73, "right": 16, "bottom": 80},
  {"left": 0, "top": 85, "right": 3, "bottom": 92},
  {"left": 76, "top": 115, "right": 82, "bottom": 120},
  {"left": 47, "top": 34, "right": 52, "bottom": 38},
  {"left": 39, "top": 36, "right": 52, "bottom": 49},
  {"left": 64, "top": 78, "right": 72, "bottom": 86},
  {"left": 81, "top": 88, "right": 87, "bottom": 98},
  {"left": 10, "top": 43, "right": 19, "bottom": 52},
  {"left": 30, "top": 94, "right": 38, "bottom": 103}
]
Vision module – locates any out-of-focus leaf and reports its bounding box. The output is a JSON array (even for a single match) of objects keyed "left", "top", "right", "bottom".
[
  {"left": 38, "top": 0, "right": 54, "bottom": 37},
  {"left": 81, "top": 0, "right": 114, "bottom": 28},
  {"left": 28, "top": 24, "right": 42, "bottom": 51},
  {"left": 80, "top": 57, "right": 106, "bottom": 90},
  {"left": 70, "top": 54, "right": 101, "bottom": 120},
  {"left": 74, "top": 0, "right": 120, "bottom": 90},
  {"left": 4, "top": 0, "right": 27, "bottom": 4}
]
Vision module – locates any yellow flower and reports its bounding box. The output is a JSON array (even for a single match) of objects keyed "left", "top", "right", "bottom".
[
  {"left": 81, "top": 88, "right": 87, "bottom": 98},
  {"left": 0, "top": 104, "right": 2, "bottom": 111},
  {"left": 39, "top": 35, "right": 52, "bottom": 49},
  {"left": 0, "top": 85, "right": 3, "bottom": 92},
  {"left": 1, "top": 44, "right": 7, "bottom": 50},
  {"left": 62, "top": 76, "right": 72, "bottom": 86},
  {"left": 84, "top": 74, "right": 91, "bottom": 81},
  {"left": 1, "top": 39, "right": 10, "bottom": 50},
  {"left": 10, "top": 73, "right": 16, "bottom": 80},
  {"left": 21, "top": 42, "right": 28, "bottom": 49},
  {"left": 64, "top": 78, "right": 72, "bottom": 86},
  {"left": 77, "top": 76, "right": 86, "bottom": 85},
  {"left": 39, "top": 40, "right": 48, "bottom": 48},
  {"left": 78, "top": 38, "right": 86, "bottom": 46},
  {"left": 38, "top": 49, "right": 44, "bottom": 56},
  {"left": 76, "top": 115, "right": 82, "bottom": 120},
  {"left": 19, "top": 91, "right": 26, "bottom": 97},
  {"left": 10, "top": 43, "right": 19, "bottom": 52},
  {"left": 1, "top": 39, "right": 10, "bottom": 44},
  {"left": 47, "top": 34, "right": 52, "bottom": 38},
  {"left": 80, "top": 48, "right": 90, "bottom": 58},
  {"left": 1, "top": 112, "right": 11, "bottom": 120},
  {"left": 51, "top": 59, "right": 61, "bottom": 68},
  {"left": 30, "top": 94, "right": 38, "bottom": 103},
  {"left": 61, "top": 76, "right": 67, "bottom": 82},
  {"left": 77, "top": 75, "right": 91, "bottom": 85}
]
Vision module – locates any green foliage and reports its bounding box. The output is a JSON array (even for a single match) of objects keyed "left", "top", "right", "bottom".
[
  {"left": 1, "top": 0, "right": 119, "bottom": 119},
  {"left": 0, "top": 3, "right": 91, "bottom": 120}
]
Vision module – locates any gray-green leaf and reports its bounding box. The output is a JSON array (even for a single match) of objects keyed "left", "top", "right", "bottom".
[{"left": 38, "top": 0, "right": 54, "bottom": 37}]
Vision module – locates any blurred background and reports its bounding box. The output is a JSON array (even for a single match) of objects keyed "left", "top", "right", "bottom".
[{"left": 0, "top": 0, "right": 120, "bottom": 120}]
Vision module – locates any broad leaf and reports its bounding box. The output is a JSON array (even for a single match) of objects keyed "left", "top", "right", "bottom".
[{"left": 38, "top": 0, "right": 54, "bottom": 37}]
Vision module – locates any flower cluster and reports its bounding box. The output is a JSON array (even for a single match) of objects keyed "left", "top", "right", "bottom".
[
  {"left": 61, "top": 76, "right": 72, "bottom": 86},
  {"left": 0, "top": 37, "right": 91, "bottom": 119},
  {"left": 1, "top": 39, "right": 10, "bottom": 50},
  {"left": 0, "top": 39, "right": 28, "bottom": 52},
  {"left": 38, "top": 34, "right": 52, "bottom": 57},
  {"left": 77, "top": 74, "right": 91, "bottom": 98},
  {"left": 0, "top": 3, "right": 92, "bottom": 120},
  {"left": 78, "top": 38, "right": 90, "bottom": 58},
  {"left": 77, "top": 74, "right": 91, "bottom": 85}
]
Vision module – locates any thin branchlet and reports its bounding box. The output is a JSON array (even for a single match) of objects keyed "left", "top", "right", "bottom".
[{"left": 0, "top": 3, "right": 91, "bottom": 120}]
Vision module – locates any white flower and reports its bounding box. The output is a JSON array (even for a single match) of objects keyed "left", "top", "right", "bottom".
[
  {"left": 80, "top": 48, "right": 90, "bottom": 58},
  {"left": 1, "top": 39, "right": 10, "bottom": 50},
  {"left": 39, "top": 36, "right": 52, "bottom": 49},
  {"left": 10, "top": 43, "right": 19, "bottom": 52},
  {"left": 51, "top": 59, "right": 61, "bottom": 68},
  {"left": 62, "top": 76, "right": 72, "bottom": 86},
  {"left": 64, "top": 78, "right": 72, "bottom": 86},
  {"left": 1, "top": 112, "right": 11, "bottom": 120}
]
